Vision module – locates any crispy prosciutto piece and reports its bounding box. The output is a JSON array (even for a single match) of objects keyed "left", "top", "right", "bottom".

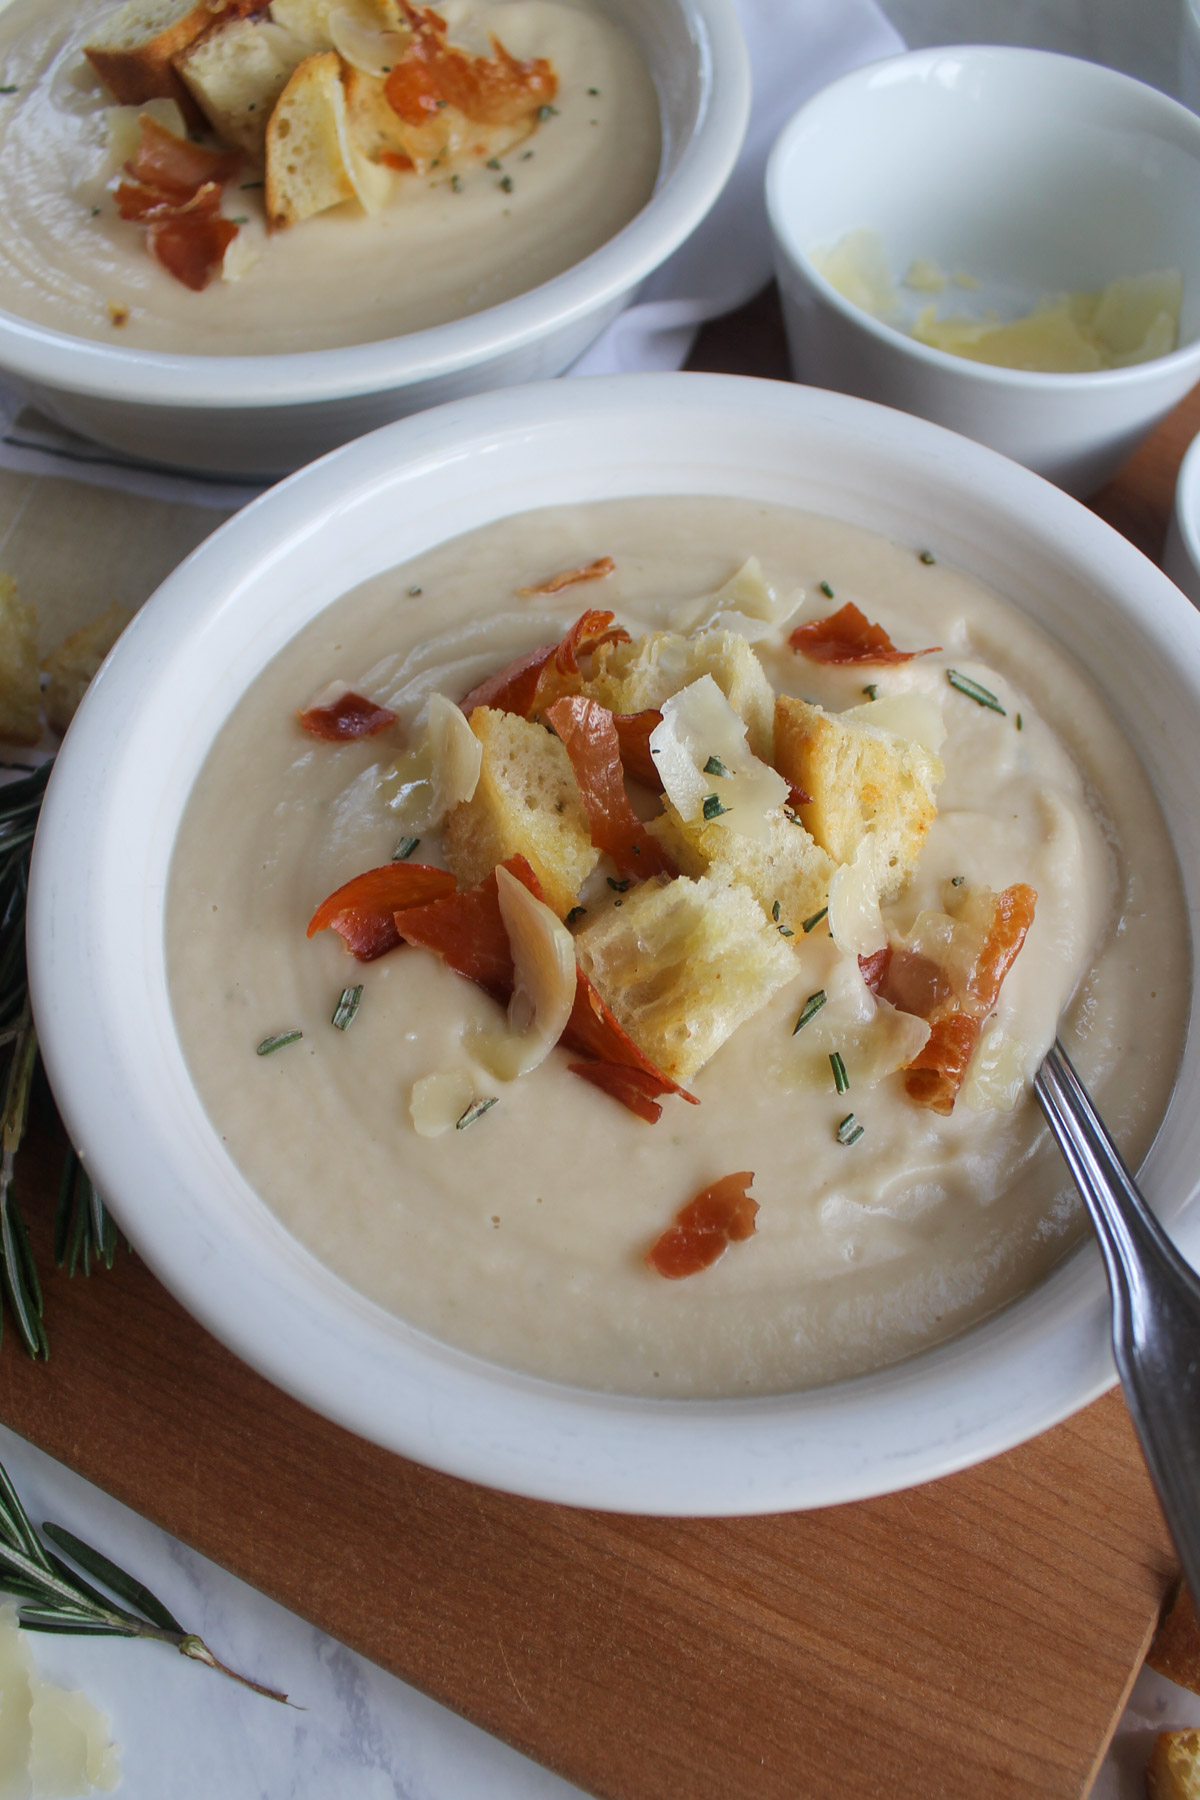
[
  {"left": 790, "top": 601, "right": 940, "bottom": 666},
  {"left": 900, "top": 883, "right": 1037, "bottom": 1114},
  {"left": 385, "top": 2, "right": 557, "bottom": 127},
  {"left": 519, "top": 557, "right": 615, "bottom": 598},
  {"left": 115, "top": 117, "right": 241, "bottom": 291},
  {"left": 646, "top": 1172, "right": 758, "bottom": 1279},
  {"left": 298, "top": 691, "right": 397, "bottom": 741},
  {"left": 858, "top": 946, "right": 893, "bottom": 994},
  {"left": 397, "top": 857, "right": 695, "bottom": 1120},
  {"left": 458, "top": 608, "right": 630, "bottom": 717},
  {"left": 307, "top": 862, "right": 456, "bottom": 962},
  {"left": 543, "top": 697, "right": 676, "bottom": 880},
  {"left": 786, "top": 781, "right": 812, "bottom": 810},
  {"left": 613, "top": 710, "right": 663, "bottom": 790}
]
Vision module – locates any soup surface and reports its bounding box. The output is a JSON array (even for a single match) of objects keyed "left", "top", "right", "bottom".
[
  {"left": 0, "top": 0, "right": 660, "bottom": 352},
  {"left": 166, "top": 498, "right": 1188, "bottom": 1397}
]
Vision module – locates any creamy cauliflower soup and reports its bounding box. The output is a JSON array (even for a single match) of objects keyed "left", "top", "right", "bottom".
[
  {"left": 0, "top": 0, "right": 660, "bottom": 352},
  {"left": 166, "top": 499, "right": 1188, "bottom": 1398}
]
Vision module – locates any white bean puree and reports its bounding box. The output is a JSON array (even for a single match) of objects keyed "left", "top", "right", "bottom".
[
  {"left": 0, "top": 0, "right": 660, "bottom": 352},
  {"left": 166, "top": 499, "right": 1188, "bottom": 1398}
]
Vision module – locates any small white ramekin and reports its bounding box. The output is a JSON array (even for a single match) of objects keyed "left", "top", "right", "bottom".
[
  {"left": 766, "top": 47, "right": 1200, "bottom": 499},
  {"left": 1166, "top": 430, "right": 1200, "bottom": 605},
  {"left": 0, "top": 0, "right": 749, "bottom": 477},
  {"left": 27, "top": 373, "right": 1200, "bottom": 1516}
]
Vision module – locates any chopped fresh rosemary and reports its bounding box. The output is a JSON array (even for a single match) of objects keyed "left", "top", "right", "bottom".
[
  {"left": 1016, "top": 713, "right": 1023, "bottom": 731},
  {"left": 771, "top": 900, "right": 781, "bottom": 922},
  {"left": 862, "top": 684, "right": 878, "bottom": 700},
  {"left": 951, "top": 874, "right": 965, "bottom": 887},
  {"left": 829, "top": 1051, "right": 849, "bottom": 1095},
  {"left": 392, "top": 836, "right": 420, "bottom": 861},
  {"left": 256, "top": 1031, "right": 302, "bottom": 1056},
  {"left": 499, "top": 175, "right": 513, "bottom": 192},
  {"left": 607, "top": 877, "right": 631, "bottom": 893},
  {"left": 566, "top": 906, "right": 587, "bottom": 926},
  {"left": 819, "top": 580, "right": 835, "bottom": 599},
  {"left": 240, "top": 180, "right": 264, "bottom": 189},
  {"left": 703, "top": 755, "right": 730, "bottom": 778},
  {"left": 947, "top": 669, "right": 1006, "bottom": 715},
  {"left": 331, "top": 986, "right": 363, "bottom": 1031},
  {"left": 537, "top": 104, "right": 558, "bottom": 120},
  {"left": 801, "top": 906, "right": 827, "bottom": 933},
  {"left": 837, "top": 1113, "right": 864, "bottom": 1146},
  {"left": 456, "top": 1097, "right": 497, "bottom": 1131},
  {"left": 0, "top": 85, "right": 17, "bottom": 95},
  {"left": 0, "top": 1459, "right": 290, "bottom": 1701},
  {"left": 702, "top": 794, "right": 728, "bottom": 821},
  {"left": 451, "top": 174, "right": 462, "bottom": 193},
  {"left": 793, "top": 990, "right": 826, "bottom": 1034},
  {"left": 919, "top": 550, "right": 937, "bottom": 566},
  {"left": 779, "top": 925, "right": 794, "bottom": 937},
  {"left": 486, "top": 157, "right": 501, "bottom": 169},
  {"left": 407, "top": 585, "right": 423, "bottom": 597}
]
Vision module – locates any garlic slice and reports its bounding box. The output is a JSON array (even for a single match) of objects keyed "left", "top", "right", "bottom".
[
  {"left": 827, "top": 835, "right": 887, "bottom": 958},
  {"left": 378, "top": 692, "right": 482, "bottom": 831},
  {"left": 473, "top": 866, "right": 576, "bottom": 1081},
  {"left": 670, "top": 556, "right": 801, "bottom": 641},
  {"left": 649, "top": 675, "right": 787, "bottom": 845},
  {"left": 330, "top": 8, "right": 411, "bottom": 75}
]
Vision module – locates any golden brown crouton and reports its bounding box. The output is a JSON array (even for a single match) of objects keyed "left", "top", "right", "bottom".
[
  {"left": 42, "top": 603, "right": 133, "bottom": 734},
  {"left": 1147, "top": 1729, "right": 1200, "bottom": 1799},
  {"left": 649, "top": 800, "right": 835, "bottom": 939},
  {"left": 0, "top": 576, "right": 42, "bottom": 748},
  {"left": 586, "top": 630, "right": 776, "bottom": 761},
  {"left": 774, "top": 696, "right": 942, "bottom": 901},
  {"left": 573, "top": 874, "right": 797, "bottom": 1082},
  {"left": 265, "top": 51, "right": 357, "bottom": 227},
  {"left": 85, "top": 0, "right": 215, "bottom": 124},
  {"left": 443, "top": 707, "right": 598, "bottom": 918},
  {"left": 176, "top": 15, "right": 308, "bottom": 155}
]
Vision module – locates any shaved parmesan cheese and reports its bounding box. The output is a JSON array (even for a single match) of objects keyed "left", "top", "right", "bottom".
[
  {"left": 962, "top": 1024, "right": 1028, "bottom": 1113},
  {"left": 329, "top": 9, "right": 411, "bottom": 76},
  {"left": 473, "top": 866, "right": 576, "bottom": 1080},
  {"left": 410, "top": 1071, "right": 476, "bottom": 1136},
  {"left": 0, "top": 1606, "right": 119, "bottom": 1799},
  {"left": 774, "top": 948, "right": 929, "bottom": 1091},
  {"left": 827, "top": 835, "right": 887, "bottom": 958},
  {"left": 378, "top": 692, "right": 482, "bottom": 832},
  {"left": 840, "top": 691, "right": 947, "bottom": 755},
  {"left": 649, "top": 676, "right": 787, "bottom": 846},
  {"left": 670, "top": 557, "right": 801, "bottom": 641}
]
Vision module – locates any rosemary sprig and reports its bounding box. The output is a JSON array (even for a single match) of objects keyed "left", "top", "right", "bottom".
[
  {"left": 947, "top": 669, "right": 1006, "bottom": 715},
  {"left": 0, "top": 1459, "right": 291, "bottom": 1702}
]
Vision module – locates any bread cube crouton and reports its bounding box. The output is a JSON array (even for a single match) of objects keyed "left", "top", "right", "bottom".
[
  {"left": 1147, "top": 1729, "right": 1200, "bottom": 1800},
  {"left": 176, "top": 15, "right": 309, "bottom": 155},
  {"left": 42, "top": 603, "right": 134, "bottom": 734},
  {"left": 443, "top": 707, "right": 598, "bottom": 918},
  {"left": 586, "top": 630, "right": 776, "bottom": 762},
  {"left": 574, "top": 874, "right": 798, "bottom": 1083},
  {"left": 649, "top": 801, "right": 836, "bottom": 939},
  {"left": 0, "top": 576, "right": 42, "bottom": 748},
  {"left": 774, "top": 695, "right": 942, "bottom": 901},
  {"left": 266, "top": 50, "right": 391, "bottom": 227},
  {"left": 85, "top": 0, "right": 215, "bottom": 121}
]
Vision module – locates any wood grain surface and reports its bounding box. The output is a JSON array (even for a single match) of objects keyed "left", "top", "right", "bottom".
[{"left": 0, "top": 289, "right": 1196, "bottom": 1800}]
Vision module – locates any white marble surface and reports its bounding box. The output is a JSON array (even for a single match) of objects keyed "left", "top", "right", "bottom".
[{"left": 8, "top": 3, "right": 1195, "bottom": 1799}]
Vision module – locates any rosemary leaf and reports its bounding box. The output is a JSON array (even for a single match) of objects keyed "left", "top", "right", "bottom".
[
  {"left": 837, "top": 1113, "right": 864, "bottom": 1146},
  {"left": 801, "top": 906, "right": 828, "bottom": 934},
  {"left": 947, "top": 669, "right": 1006, "bottom": 715},
  {"left": 392, "top": 836, "right": 420, "bottom": 861},
  {"left": 829, "top": 1050, "right": 849, "bottom": 1095},
  {"left": 331, "top": 986, "right": 363, "bottom": 1031},
  {"left": 0, "top": 1463, "right": 51, "bottom": 1572},
  {"left": 793, "top": 990, "right": 827, "bottom": 1034},
  {"left": 257, "top": 1030, "right": 302, "bottom": 1056},
  {"left": 43, "top": 1524, "right": 184, "bottom": 1634},
  {"left": 456, "top": 1097, "right": 497, "bottom": 1131}
]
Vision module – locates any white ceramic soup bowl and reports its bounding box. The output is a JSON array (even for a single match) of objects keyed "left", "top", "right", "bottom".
[
  {"left": 766, "top": 47, "right": 1200, "bottom": 499},
  {"left": 0, "top": 0, "right": 748, "bottom": 479},
  {"left": 1166, "top": 430, "right": 1200, "bottom": 607},
  {"left": 27, "top": 373, "right": 1200, "bottom": 1517}
]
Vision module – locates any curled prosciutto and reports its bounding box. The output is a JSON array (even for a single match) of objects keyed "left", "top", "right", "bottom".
[
  {"left": 307, "top": 862, "right": 456, "bottom": 961},
  {"left": 114, "top": 116, "right": 241, "bottom": 291},
  {"left": 519, "top": 557, "right": 616, "bottom": 597},
  {"left": 543, "top": 696, "right": 676, "bottom": 880},
  {"left": 385, "top": 2, "right": 557, "bottom": 128},
  {"left": 298, "top": 691, "right": 396, "bottom": 740},
  {"left": 789, "top": 601, "right": 940, "bottom": 666},
  {"left": 646, "top": 1172, "right": 758, "bottom": 1278},
  {"left": 458, "top": 608, "right": 630, "bottom": 717}
]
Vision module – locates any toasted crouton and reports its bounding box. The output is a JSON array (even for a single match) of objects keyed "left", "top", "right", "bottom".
[
  {"left": 443, "top": 707, "right": 598, "bottom": 918},
  {"left": 0, "top": 576, "right": 41, "bottom": 749},
  {"left": 574, "top": 875, "right": 798, "bottom": 1083},
  {"left": 1147, "top": 1729, "right": 1200, "bottom": 1800},
  {"left": 266, "top": 50, "right": 391, "bottom": 225},
  {"left": 774, "top": 696, "right": 942, "bottom": 901},
  {"left": 42, "top": 603, "right": 133, "bottom": 734},
  {"left": 650, "top": 801, "right": 836, "bottom": 938},
  {"left": 85, "top": 0, "right": 215, "bottom": 124},
  {"left": 176, "top": 15, "right": 308, "bottom": 155},
  {"left": 586, "top": 630, "right": 776, "bottom": 761}
]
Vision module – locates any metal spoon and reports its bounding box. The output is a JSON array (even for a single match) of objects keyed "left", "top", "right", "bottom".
[{"left": 1035, "top": 1039, "right": 1200, "bottom": 1595}]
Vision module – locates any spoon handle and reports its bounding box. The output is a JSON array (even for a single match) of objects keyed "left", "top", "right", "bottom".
[{"left": 1035, "top": 1040, "right": 1200, "bottom": 1596}]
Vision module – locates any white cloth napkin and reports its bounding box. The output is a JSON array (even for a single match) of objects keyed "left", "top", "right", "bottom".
[{"left": 0, "top": 0, "right": 902, "bottom": 510}]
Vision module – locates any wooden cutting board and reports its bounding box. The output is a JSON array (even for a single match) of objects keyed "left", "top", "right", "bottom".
[{"left": 0, "top": 289, "right": 1196, "bottom": 1800}]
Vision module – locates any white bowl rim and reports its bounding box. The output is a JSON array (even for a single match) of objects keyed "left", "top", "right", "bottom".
[
  {"left": 0, "top": 0, "right": 750, "bottom": 408},
  {"left": 26, "top": 371, "right": 1200, "bottom": 1517},
  {"left": 1175, "top": 431, "right": 1200, "bottom": 583},
  {"left": 765, "top": 43, "right": 1200, "bottom": 394}
]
